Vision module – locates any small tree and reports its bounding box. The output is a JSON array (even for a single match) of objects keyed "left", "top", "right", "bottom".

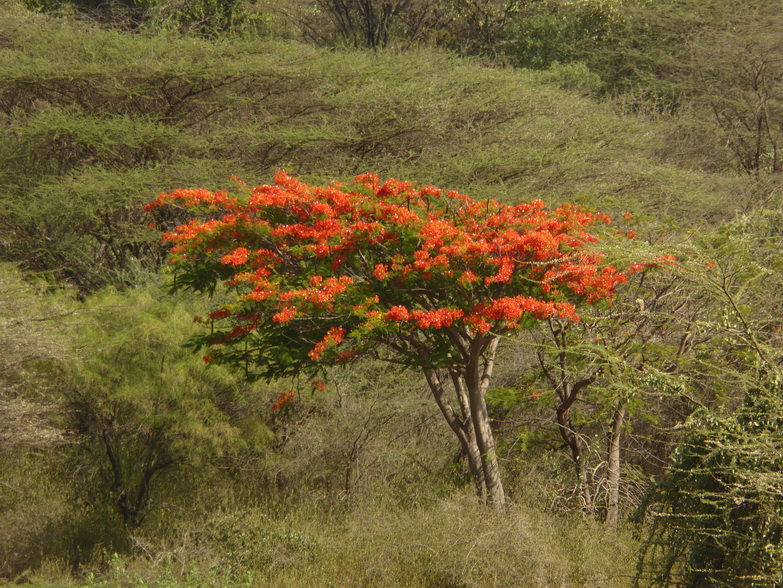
[
  {"left": 63, "top": 286, "right": 263, "bottom": 528},
  {"left": 686, "top": 14, "right": 783, "bottom": 175},
  {"left": 635, "top": 209, "right": 783, "bottom": 585},
  {"left": 145, "top": 171, "right": 629, "bottom": 506},
  {"left": 293, "top": 0, "right": 449, "bottom": 49},
  {"left": 533, "top": 261, "right": 681, "bottom": 522}
]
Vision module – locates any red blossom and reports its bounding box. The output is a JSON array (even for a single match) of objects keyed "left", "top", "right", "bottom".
[
  {"left": 408, "top": 308, "right": 464, "bottom": 329},
  {"left": 208, "top": 309, "right": 232, "bottom": 320},
  {"left": 629, "top": 255, "right": 676, "bottom": 275},
  {"left": 386, "top": 306, "right": 411, "bottom": 321},
  {"left": 146, "top": 172, "right": 637, "bottom": 369},
  {"left": 309, "top": 326, "right": 346, "bottom": 360},
  {"left": 273, "top": 390, "right": 296, "bottom": 411},
  {"left": 221, "top": 247, "right": 250, "bottom": 266},
  {"left": 273, "top": 306, "right": 297, "bottom": 323}
]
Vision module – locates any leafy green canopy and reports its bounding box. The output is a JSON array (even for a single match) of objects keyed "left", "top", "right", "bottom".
[{"left": 145, "top": 172, "right": 632, "bottom": 379}]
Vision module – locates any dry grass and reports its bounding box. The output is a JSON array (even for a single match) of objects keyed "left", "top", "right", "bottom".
[
  {"left": 0, "top": 398, "right": 67, "bottom": 451},
  {"left": 29, "top": 491, "right": 637, "bottom": 587}
]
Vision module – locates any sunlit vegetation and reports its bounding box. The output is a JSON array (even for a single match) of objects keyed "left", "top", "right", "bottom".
[{"left": 2, "top": 1, "right": 782, "bottom": 585}]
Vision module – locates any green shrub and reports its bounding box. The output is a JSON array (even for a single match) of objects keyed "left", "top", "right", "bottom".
[
  {"left": 636, "top": 377, "right": 783, "bottom": 586},
  {"left": 59, "top": 285, "right": 274, "bottom": 527}
]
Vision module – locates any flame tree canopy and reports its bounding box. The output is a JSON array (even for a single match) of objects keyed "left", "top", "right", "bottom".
[{"left": 145, "top": 171, "right": 631, "bottom": 506}]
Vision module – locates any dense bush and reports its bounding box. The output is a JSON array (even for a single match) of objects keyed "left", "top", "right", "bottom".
[{"left": 636, "top": 376, "right": 783, "bottom": 586}]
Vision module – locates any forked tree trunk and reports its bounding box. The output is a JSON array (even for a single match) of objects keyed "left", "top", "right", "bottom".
[
  {"left": 543, "top": 327, "right": 598, "bottom": 516},
  {"left": 423, "top": 335, "right": 505, "bottom": 508},
  {"left": 424, "top": 367, "right": 486, "bottom": 500}
]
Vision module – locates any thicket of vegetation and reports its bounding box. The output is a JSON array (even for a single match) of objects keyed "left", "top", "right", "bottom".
[{"left": 2, "top": 0, "right": 782, "bottom": 585}]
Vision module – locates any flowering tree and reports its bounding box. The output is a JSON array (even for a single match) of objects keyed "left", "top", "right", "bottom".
[{"left": 145, "top": 171, "right": 629, "bottom": 507}]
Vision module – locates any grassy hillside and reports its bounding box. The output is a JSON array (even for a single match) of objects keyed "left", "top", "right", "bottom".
[
  {"left": 0, "top": 5, "right": 751, "bottom": 291},
  {"left": 2, "top": 3, "right": 783, "bottom": 586}
]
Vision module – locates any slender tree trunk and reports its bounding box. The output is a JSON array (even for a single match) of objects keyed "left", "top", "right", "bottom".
[
  {"left": 450, "top": 370, "right": 486, "bottom": 500},
  {"left": 579, "top": 452, "right": 593, "bottom": 515},
  {"left": 557, "top": 403, "right": 594, "bottom": 514},
  {"left": 464, "top": 431, "right": 486, "bottom": 500},
  {"left": 466, "top": 336, "right": 505, "bottom": 508},
  {"left": 424, "top": 366, "right": 486, "bottom": 500},
  {"left": 606, "top": 402, "right": 626, "bottom": 527}
]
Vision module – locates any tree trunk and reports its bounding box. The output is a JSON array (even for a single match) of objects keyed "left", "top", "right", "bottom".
[
  {"left": 468, "top": 390, "right": 505, "bottom": 507},
  {"left": 423, "top": 335, "right": 506, "bottom": 508},
  {"left": 464, "top": 431, "right": 487, "bottom": 500},
  {"left": 606, "top": 402, "right": 626, "bottom": 527},
  {"left": 466, "top": 336, "right": 505, "bottom": 508},
  {"left": 450, "top": 370, "right": 486, "bottom": 500},
  {"left": 557, "top": 403, "right": 594, "bottom": 514},
  {"left": 424, "top": 366, "right": 486, "bottom": 500}
]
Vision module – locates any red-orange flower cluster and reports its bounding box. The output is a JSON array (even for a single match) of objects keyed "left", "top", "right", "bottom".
[
  {"left": 273, "top": 390, "right": 296, "bottom": 411},
  {"left": 309, "top": 326, "right": 346, "bottom": 360},
  {"left": 145, "top": 171, "right": 637, "bottom": 370},
  {"left": 221, "top": 247, "right": 249, "bottom": 266}
]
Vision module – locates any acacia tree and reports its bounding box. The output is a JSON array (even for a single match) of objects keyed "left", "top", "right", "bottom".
[
  {"left": 293, "top": 0, "right": 447, "bottom": 49},
  {"left": 145, "top": 171, "right": 629, "bottom": 506},
  {"left": 534, "top": 263, "right": 681, "bottom": 522},
  {"left": 635, "top": 210, "right": 783, "bottom": 585},
  {"left": 683, "top": 12, "right": 783, "bottom": 175}
]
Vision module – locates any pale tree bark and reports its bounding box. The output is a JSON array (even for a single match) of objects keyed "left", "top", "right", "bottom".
[
  {"left": 422, "top": 333, "right": 506, "bottom": 508},
  {"left": 450, "top": 369, "right": 486, "bottom": 500},
  {"left": 424, "top": 366, "right": 486, "bottom": 500},
  {"left": 466, "top": 335, "right": 505, "bottom": 508},
  {"left": 606, "top": 401, "right": 626, "bottom": 527}
]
